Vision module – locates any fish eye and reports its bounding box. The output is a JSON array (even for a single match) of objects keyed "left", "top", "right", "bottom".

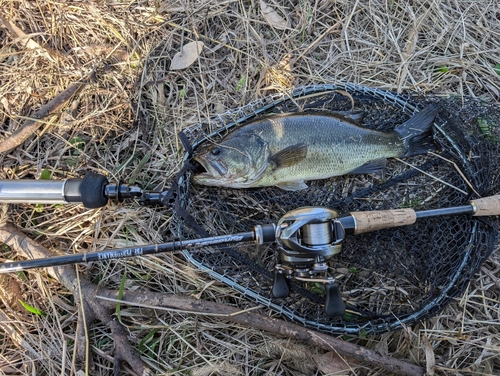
[{"left": 211, "top": 146, "right": 222, "bottom": 156}]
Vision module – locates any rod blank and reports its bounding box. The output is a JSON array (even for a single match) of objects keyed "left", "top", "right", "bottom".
[{"left": 0, "top": 230, "right": 258, "bottom": 274}]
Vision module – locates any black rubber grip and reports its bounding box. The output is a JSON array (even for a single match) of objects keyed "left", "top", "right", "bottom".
[{"left": 79, "top": 173, "right": 109, "bottom": 208}]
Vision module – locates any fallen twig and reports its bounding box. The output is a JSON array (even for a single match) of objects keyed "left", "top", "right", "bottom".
[
  {"left": 0, "top": 82, "right": 86, "bottom": 154},
  {"left": 0, "top": 15, "right": 56, "bottom": 62},
  {"left": 96, "top": 291, "right": 425, "bottom": 376}
]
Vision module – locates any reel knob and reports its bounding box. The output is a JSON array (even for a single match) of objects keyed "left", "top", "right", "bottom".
[
  {"left": 325, "top": 281, "right": 346, "bottom": 317},
  {"left": 272, "top": 269, "right": 290, "bottom": 298}
]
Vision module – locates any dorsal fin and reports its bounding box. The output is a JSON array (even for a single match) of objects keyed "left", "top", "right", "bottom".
[{"left": 263, "top": 110, "right": 364, "bottom": 124}]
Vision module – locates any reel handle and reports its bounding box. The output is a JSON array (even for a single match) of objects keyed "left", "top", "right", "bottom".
[
  {"left": 272, "top": 269, "right": 290, "bottom": 298},
  {"left": 325, "top": 282, "right": 346, "bottom": 317}
]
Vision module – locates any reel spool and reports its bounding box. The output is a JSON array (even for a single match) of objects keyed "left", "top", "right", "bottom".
[{"left": 273, "top": 207, "right": 347, "bottom": 317}]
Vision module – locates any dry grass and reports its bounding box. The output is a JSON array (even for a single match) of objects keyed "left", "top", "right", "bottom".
[{"left": 0, "top": 0, "right": 499, "bottom": 375}]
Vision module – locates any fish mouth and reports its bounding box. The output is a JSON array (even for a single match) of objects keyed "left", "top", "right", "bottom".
[{"left": 193, "top": 155, "right": 227, "bottom": 178}]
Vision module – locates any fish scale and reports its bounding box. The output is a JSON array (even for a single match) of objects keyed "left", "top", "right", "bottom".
[{"left": 249, "top": 115, "right": 403, "bottom": 187}]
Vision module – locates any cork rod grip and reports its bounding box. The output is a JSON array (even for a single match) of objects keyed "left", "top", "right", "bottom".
[
  {"left": 471, "top": 195, "right": 500, "bottom": 216},
  {"left": 351, "top": 209, "right": 417, "bottom": 234}
]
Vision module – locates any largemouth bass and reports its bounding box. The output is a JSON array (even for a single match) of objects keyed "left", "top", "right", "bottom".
[{"left": 192, "top": 105, "right": 438, "bottom": 191}]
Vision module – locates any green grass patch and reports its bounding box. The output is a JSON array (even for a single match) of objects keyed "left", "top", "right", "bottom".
[
  {"left": 19, "top": 300, "right": 45, "bottom": 316},
  {"left": 478, "top": 116, "right": 498, "bottom": 142},
  {"left": 236, "top": 75, "right": 247, "bottom": 91},
  {"left": 494, "top": 63, "right": 500, "bottom": 75},
  {"left": 40, "top": 169, "right": 51, "bottom": 180}
]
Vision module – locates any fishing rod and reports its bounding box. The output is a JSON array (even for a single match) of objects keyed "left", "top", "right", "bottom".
[{"left": 1, "top": 173, "right": 499, "bottom": 316}]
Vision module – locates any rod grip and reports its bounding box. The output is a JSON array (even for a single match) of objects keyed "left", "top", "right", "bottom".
[
  {"left": 351, "top": 209, "right": 417, "bottom": 234},
  {"left": 79, "top": 173, "right": 109, "bottom": 208},
  {"left": 61, "top": 173, "right": 108, "bottom": 208},
  {"left": 471, "top": 195, "right": 500, "bottom": 216}
]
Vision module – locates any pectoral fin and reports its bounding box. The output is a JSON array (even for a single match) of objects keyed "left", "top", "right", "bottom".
[
  {"left": 269, "top": 143, "right": 308, "bottom": 168},
  {"left": 276, "top": 180, "right": 308, "bottom": 191},
  {"left": 349, "top": 158, "right": 387, "bottom": 175}
]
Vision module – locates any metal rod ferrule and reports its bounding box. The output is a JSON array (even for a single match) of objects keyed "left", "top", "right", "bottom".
[{"left": 0, "top": 180, "right": 69, "bottom": 204}]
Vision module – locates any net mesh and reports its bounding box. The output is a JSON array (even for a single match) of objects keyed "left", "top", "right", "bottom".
[{"left": 169, "top": 84, "right": 499, "bottom": 334}]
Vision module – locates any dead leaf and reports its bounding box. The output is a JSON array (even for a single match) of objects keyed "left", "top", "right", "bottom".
[
  {"left": 0, "top": 46, "right": 15, "bottom": 63},
  {"left": 314, "top": 351, "right": 351, "bottom": 374},
  {"left": 170, "top": 41, "right": 204, "bottom": 70},
  {"left": 260, "top": 0, "right": 289, "bottom": 30},
  {"left": 422, "top": 335, "right": 435, "bottom": 376},
  {"left": 0, "top": 95, "right": 11, "bottom": 115},
  {"left": 0, "top": 274, "right": 23, "bottom": 310},
  {"left": 192, "top": 280, "right": 216, "bottom": 300},
  {"left": 0, "top": 15, "right": 56, "bottom": 62}
]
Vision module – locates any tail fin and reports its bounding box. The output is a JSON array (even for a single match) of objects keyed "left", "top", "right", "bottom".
[{"left": 395, "top": 104, "right": 439, "bottom": 157}]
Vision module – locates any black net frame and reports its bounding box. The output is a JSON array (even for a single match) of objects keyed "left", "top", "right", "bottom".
[{"left": 169, "top": 84, "right": 499, "bottom": 335}]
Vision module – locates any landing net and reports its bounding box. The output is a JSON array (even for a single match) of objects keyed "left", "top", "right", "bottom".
[{"left": 169, "top": 84, "right": 499, "bottom": 334}]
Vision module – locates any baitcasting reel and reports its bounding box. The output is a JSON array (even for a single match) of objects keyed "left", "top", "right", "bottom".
[
  {"left": 272, "top": 207, "right": 349, "bottom": 317},
  {"left": 269, "top": 204, "right": 432, "bottom": 317}
]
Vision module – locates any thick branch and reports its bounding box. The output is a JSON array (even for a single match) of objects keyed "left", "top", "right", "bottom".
[{"left": 97, "top": 289, "right": 425, "bottom": 376}]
